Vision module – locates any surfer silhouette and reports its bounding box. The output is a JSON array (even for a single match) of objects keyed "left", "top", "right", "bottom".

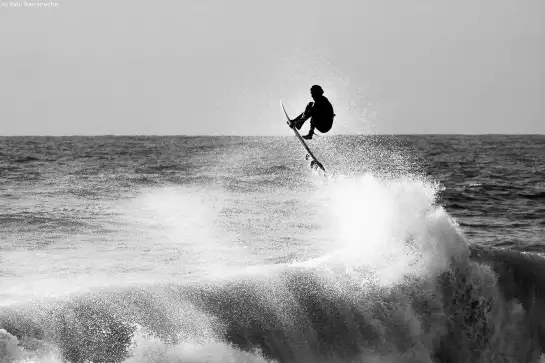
[{"left": 291, "top": 85, "right": 335, "bottom": 140}]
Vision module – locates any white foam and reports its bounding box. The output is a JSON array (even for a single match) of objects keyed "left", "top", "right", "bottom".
[
  {"left": 0, "top": 329, "right": 24, "bottom": 362},
  {"left": 0, "top": 329, "right": 62, "bottom": 363},
  {"left": 309, "top": 174, "right": 469, "bottom": 286},
  {"left": 122, "top": 333, "right": 273, "bottom": 363}
]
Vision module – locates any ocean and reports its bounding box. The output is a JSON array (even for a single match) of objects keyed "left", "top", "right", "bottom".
[{"left": 1, "top": 135, "right": 544, "bottom": 362}]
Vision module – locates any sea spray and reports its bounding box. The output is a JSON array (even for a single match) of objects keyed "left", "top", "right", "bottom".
[
  {"left": 311, "top": 174, "right": 468, "bottom": 284},
  {"left": 1, "top": 174, "right": 544, "bottom": 362}
]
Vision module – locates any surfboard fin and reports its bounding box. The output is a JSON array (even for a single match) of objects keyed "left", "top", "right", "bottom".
[{"left": 310, "top": 160, "right": 326, "bottom": 172}]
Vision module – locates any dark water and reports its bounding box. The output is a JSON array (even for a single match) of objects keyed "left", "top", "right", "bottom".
[{"left": 0, "top": 135, "right": 544, "bottom": 362}]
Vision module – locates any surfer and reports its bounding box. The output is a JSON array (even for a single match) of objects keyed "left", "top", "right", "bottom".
[{"left": 291, "top": 85, "right": 335, "bottom": 140}]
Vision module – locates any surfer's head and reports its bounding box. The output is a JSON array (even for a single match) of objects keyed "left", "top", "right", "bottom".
[{"left": 310, "top": 85, "right": 324, "bottom": 99}]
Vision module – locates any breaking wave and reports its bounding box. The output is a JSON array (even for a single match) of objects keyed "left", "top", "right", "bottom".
[{"left": 2, "top": 175, "right": 544, "bottom": 362}]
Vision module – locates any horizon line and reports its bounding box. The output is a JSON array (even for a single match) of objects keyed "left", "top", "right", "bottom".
[{"left": 1, "top": 133, "right": 544, "bottom": 138}]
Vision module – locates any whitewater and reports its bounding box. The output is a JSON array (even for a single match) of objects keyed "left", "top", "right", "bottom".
[{"left": 1, "top": 135, "right": 544, "bottom": 362}]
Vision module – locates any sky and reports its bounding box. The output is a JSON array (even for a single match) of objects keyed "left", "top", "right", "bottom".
[{"left": 0, "top": 0, "right": 542, "bottom": 135}]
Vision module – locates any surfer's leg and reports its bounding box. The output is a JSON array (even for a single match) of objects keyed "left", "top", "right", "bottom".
[
  {"left": 292, "top": 114, "right": 305, "bottom": 130},
  {"left": 302, "top": 119, "right": 315, "bottom": 140},
  {"left": 293, "top": 112, "right": 311, "bottom": 130}
]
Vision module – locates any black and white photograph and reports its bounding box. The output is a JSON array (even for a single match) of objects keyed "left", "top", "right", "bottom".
[{"left": 1, "top": 0, "right": 543, "bottom": 362}]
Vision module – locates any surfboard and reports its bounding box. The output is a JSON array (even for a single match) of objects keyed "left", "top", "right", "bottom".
[{"left": 280, "top": 100, "right": 326, "bottom": 173}]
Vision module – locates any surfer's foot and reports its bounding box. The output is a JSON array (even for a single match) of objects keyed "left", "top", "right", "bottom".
[{"left": 302, "top": 132, "right": 313, "bottom": 140}]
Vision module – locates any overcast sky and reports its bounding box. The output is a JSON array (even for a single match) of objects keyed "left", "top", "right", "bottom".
[{"left": 0, "top": 0, "right": 542, "bottom": 135}]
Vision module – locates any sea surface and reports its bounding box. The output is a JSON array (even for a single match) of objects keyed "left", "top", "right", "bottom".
[{"left": 1, "top": 135, "right": 544, "bottom": 362}]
